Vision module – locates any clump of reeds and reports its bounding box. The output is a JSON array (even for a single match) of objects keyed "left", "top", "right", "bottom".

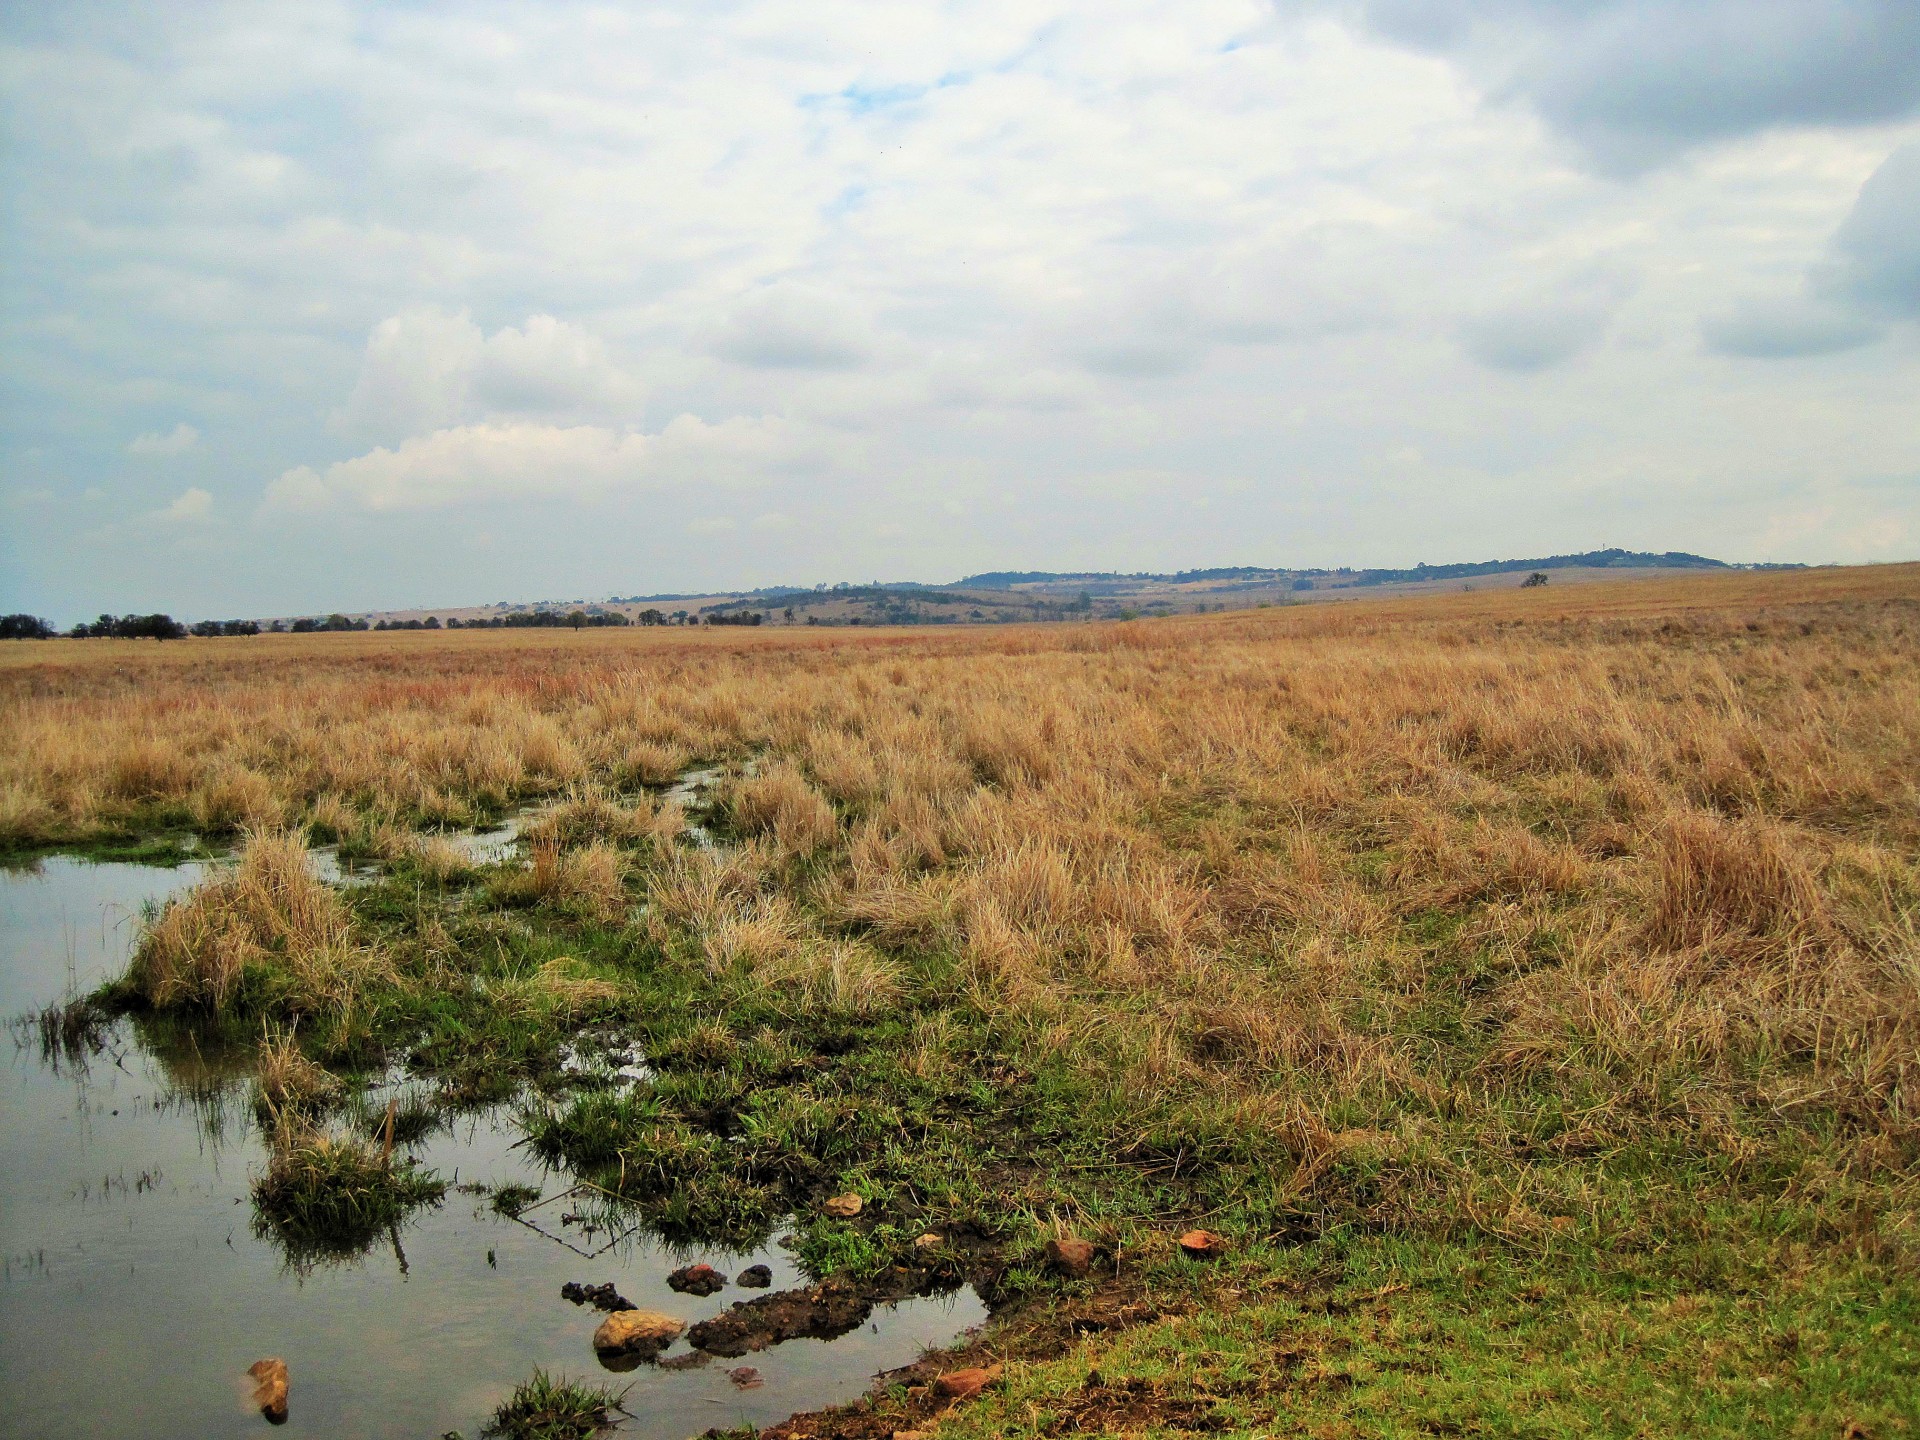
[
  {"left": 188, "top": 764, "right": 282, "bottom": 833},
  {"left": 750, "top": 937, "right": 903, "bottom": 1016},
  {"left": 487, "top": 1369, "right": 622, "bottom": 1440},
  {"left": 495, "top": 838, "right": 631, "bottom": 922},
  {"left": 409, "top": 834, "right": 477, "bottom": 884},
  {"left": 726, "top": 763, "right": 837, "bottom": 857},
  {"left": 127, "top": 829, "right": 388, "bottom": 1015}
]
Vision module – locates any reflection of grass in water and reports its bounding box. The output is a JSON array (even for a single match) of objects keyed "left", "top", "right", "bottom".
[
  {"left": 131, "top": 1011, "right": 258, "bottom": 1146},
  {"left": 491, "top": 1181, "right": 541, "bottom": 1216},
  {"left": 352, "top": 1088, "right": 444, "bottom": 1146},
  {"left": 487, "top": 1369, "right": 624, "bottom": 1440},
  {"left": 13, "top": 996, "right": 114, "bottom": 1074},
  {"left": 251, "top": 1120, "right": 445, "bottom": 1264}
]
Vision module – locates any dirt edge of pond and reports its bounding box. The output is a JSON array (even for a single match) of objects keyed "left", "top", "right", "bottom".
[{"left": 738, "top": 1265, "right": 1195, "bottom": 1440}]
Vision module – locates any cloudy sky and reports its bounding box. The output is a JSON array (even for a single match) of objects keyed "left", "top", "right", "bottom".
[{"left": 4, "top": 0, "right": 1918, "bottom": 621}]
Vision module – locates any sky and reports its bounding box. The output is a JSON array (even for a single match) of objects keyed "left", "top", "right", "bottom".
[{"left": 3, "top": 0, "right": 1919, "bottom": 622}]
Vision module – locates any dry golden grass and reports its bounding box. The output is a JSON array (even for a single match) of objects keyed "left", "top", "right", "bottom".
[
  {"left": 10, "top": 564, "right": 1920, "bottom": 1158},
  {"left": 128, "top": 829, "right": 391, "bottom": 1015}
]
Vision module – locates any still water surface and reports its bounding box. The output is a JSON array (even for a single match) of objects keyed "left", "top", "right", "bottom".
[{"left": 1, "top": 857, "right": 982, "bottom": 1439}]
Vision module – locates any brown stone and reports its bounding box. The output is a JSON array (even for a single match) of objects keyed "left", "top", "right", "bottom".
[
  {"left": 1177, "top": 1228, "right": 1227, "bottom": 1259},
  {"left": 934, "top": 1363, "right": 1003, "bottom": 1399},
  {"left": 247, "top": 1358, "right": 289, "bottom": 1424},
  {"left": 667, "top": 1262, "right": 726, "bottom": 1296},
  {"left": 727, "top": 1365, "right": 765, "bottom": 1389},
  {"left": 913, "top": 1232, "right": 943, "bottom": 1251},
  {"left": 822, "top": 1192, "right": 863, "bottom": 1218},
  {"left": 592, "top": 1309, "right": 687, "bottom": 1357},
  {"left": 1046, "top": 1236, "right": 1096, "bottom": 1277}
]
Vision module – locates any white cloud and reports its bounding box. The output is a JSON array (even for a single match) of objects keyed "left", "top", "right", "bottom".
[
  {"left": 334, "top": 310, "right": 640, "bottom": 443},
  {"left": 128, "top": 423, "right": 200, "bottom": 456},
  {"left": 6, "top": 3, "right": 1920, "bottom": 619},
  {"left": 263, "top": 415, "right": 805, "bottom": 514},
  {"left": 155, "top": 486, "right": 214, "bottom": 522}
]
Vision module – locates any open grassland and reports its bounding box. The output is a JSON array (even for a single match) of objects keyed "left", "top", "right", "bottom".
[{"left": 6, "top": 564, "right": 1919, "bottom": 1435}]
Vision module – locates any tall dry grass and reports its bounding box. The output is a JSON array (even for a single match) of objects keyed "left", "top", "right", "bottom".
[
  {"left": 9, "top": 565, "right": 1919, "bottom": 1170},
  {"left": 128, "top": 829, "right": 392, "bottom": 1015}
]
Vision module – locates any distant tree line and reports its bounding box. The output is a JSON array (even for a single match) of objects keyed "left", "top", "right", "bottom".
[{"left": 68, "top": 613, "right": 191, "bottom": 639}]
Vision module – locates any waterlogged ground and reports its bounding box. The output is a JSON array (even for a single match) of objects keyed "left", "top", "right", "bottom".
[{"left": 0, "top": 856, "right": 984, "bottom": 1440}]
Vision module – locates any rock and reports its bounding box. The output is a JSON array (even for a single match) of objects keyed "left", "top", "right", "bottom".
[
  {"left": 913, "top": 1232, "right": 943, "bottom": 1252},
  {"left": 667, "top": 1262, "right": 726, "bottom": 1297},
  {"left": 657, "top": 1349, "right": 712, "bottom": 1372},
  {"left": 726, "top": 1365, "right": 765, "bottom": 1389},
  {"left": 1046, "top": 1236, "right": 1095, "bottom": 1277},
  {"left": 736, "top": 1263, "right": 774, "bottom": 1288},
  {"left": 1177, "top": 1228, "right": 1227, "bottom": 1260},
  {"left": 592, "top": 1309, "right": 687, "bottom": 1358},
  {"left": 562, "top": 1280, "right": 633, "bottom": 1311},
  {"left": 933, "top": 1363, "right": 1003, "bottom": 1400},
  {"left": 247, "top": 1358, "right": 289, "bottom": 1424},
  {"left": 822, "top": 1192, "right": 863, "bottom": 1218}
]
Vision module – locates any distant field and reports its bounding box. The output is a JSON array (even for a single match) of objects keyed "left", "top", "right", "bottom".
[{"left": 5, "top": 562, "right": 1918, "bottom": 1437}]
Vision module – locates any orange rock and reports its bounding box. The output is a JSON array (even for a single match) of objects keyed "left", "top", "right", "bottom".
[
  {"left": 247, "top": 1358, "right": 289, "bottom": 1423},
  {"left": 913, "top": 1231, "right": 943, "bottom": 1251},
  {"left": 1177, "top": 1228, "right": 1227, "bottom": 1259},
  {"left": 822, "top": 1192, "right": 863, "bottom": 1218},
  {"left": 592, "top": 1309, "right": 687, "bottom": 1356},
  {"left": 1046, "top": 1236, "right": 1096, "bottom": 1277},
  {"left": 934, "top": 1362, "right": 1003, "bottom": 1399}
]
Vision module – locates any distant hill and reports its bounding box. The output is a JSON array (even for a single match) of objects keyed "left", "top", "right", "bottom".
[
  {"left": 238, "top": 545, "right": 1801, "bottom": 633},
  {"left": 954, "top": 548, "right": 1750, "bottom": 591}
]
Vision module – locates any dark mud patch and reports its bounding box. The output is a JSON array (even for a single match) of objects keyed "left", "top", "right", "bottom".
[{"left": 691, "top": 1277, "right": 877, "bottom": 1357}]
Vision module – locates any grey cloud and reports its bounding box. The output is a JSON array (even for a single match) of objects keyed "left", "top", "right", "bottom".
[
  {"left": 709, "top": 285, "right": 874, "bottom": 370},
  {"left": 1700, "top": 295, "right": 1882, "bottom": 358},
  {"left": 1826, "top": 142, "right": 1920, "bottom": 317},
  {"left": 1457, "top": 269, "right": 1630, "bottom": 372},
  {"left": 1311, "top": 1, "right": 1920, "bottom": 170},
  {"left": 1458, "top": 303, "right": 1605, "bottom": 371}
]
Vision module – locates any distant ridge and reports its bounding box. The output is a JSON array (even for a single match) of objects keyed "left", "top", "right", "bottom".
[{"left": 953, "top": 548, "right": 1758, "bottom": 590}]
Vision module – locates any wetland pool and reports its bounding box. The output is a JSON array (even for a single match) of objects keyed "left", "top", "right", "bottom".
[{"left": 0, "top": 856, "right": 983, "bottom": 1439}]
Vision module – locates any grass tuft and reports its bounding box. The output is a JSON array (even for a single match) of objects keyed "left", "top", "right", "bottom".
[{"left": 486, "top": 1369, "right": 622, "bottom": 1440}]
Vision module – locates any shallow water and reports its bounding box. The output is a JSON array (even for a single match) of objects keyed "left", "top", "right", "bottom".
[{"left": 1, "top": 857, "right": 983, "bottom": 1439}]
